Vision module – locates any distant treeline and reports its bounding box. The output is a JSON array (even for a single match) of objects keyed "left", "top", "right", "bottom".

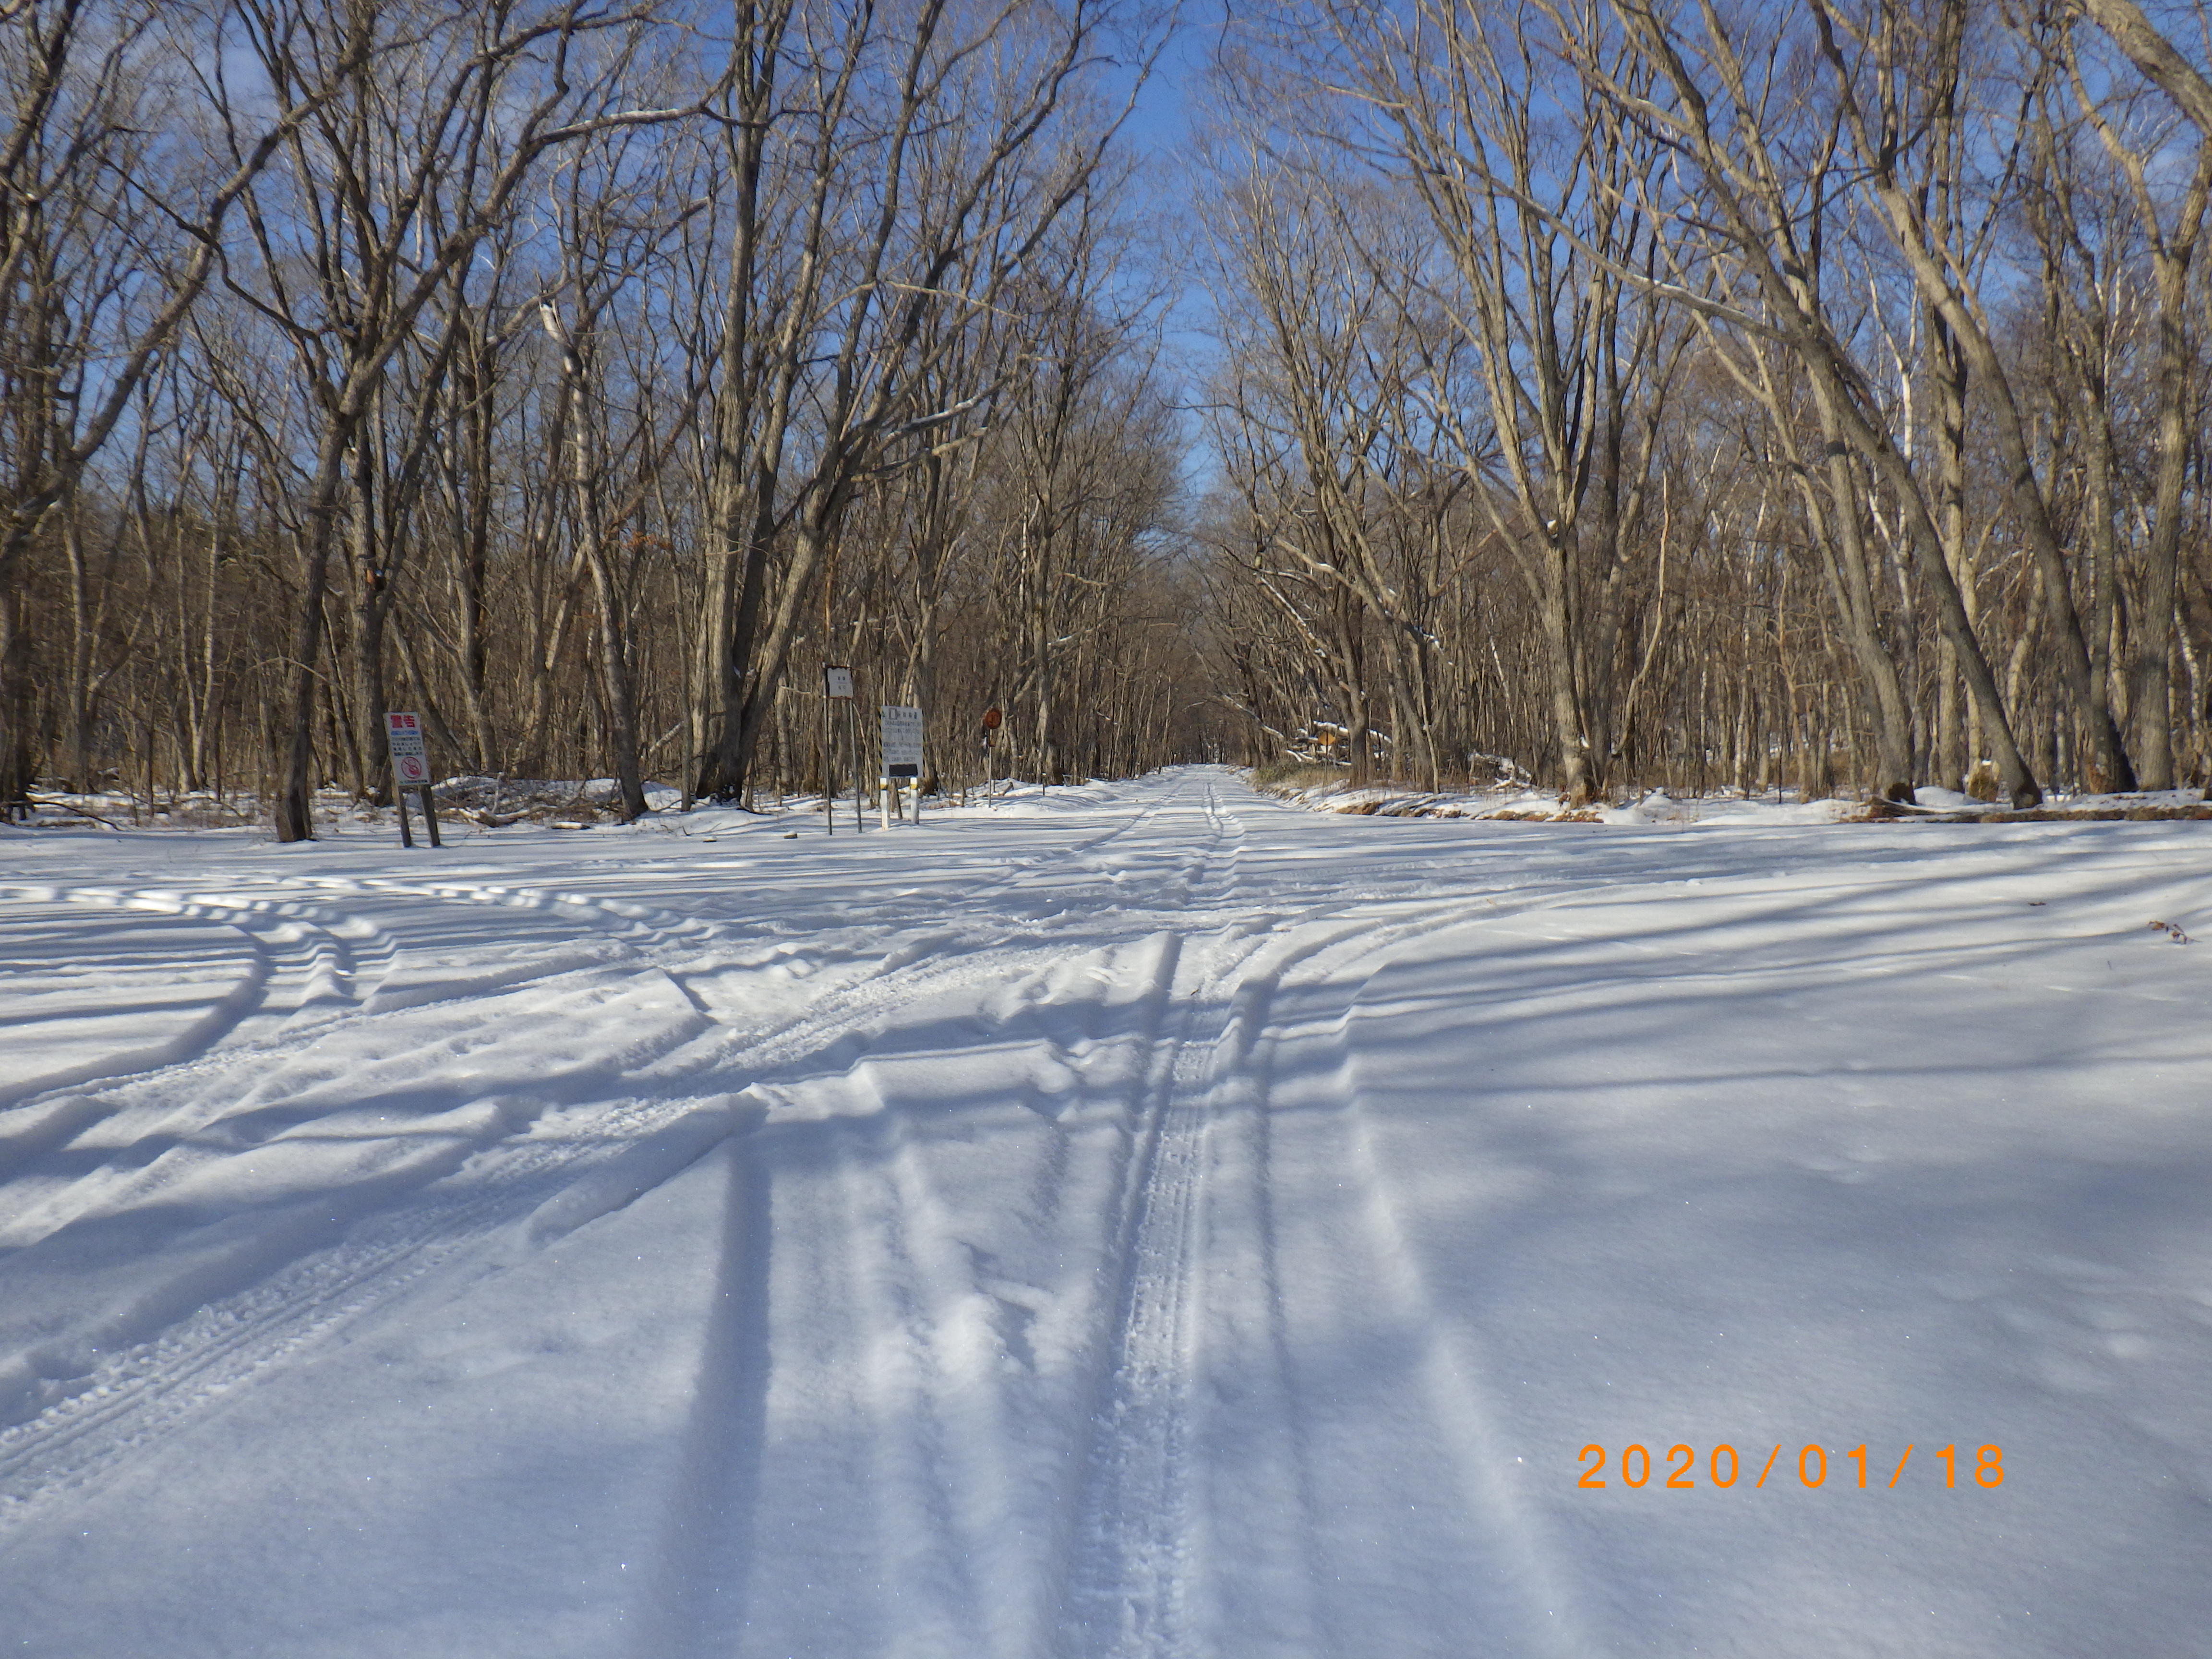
[
  {"left": 0, "top": 0, "right": 1223, "bottom": 835},
  {"left": 1194, "top": 0, "right": 2212, "bottom": 805},
  {"left": 7, "top": 1, "right": 2212, "bottom": 830}
]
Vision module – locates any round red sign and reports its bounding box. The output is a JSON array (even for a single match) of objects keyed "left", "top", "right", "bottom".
[{"left": 982, "top": 707, "right": 1002, "bottom": 730}]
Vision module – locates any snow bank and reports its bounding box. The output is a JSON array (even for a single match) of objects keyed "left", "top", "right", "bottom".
[{"left": 1258, "top": 770, "right": 2212, "bottom": 829}]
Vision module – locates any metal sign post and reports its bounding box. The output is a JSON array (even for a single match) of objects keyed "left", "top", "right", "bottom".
[
  {"left": 824, "top": 666, "right": 854, "bottom": 836},
  {"left": 881, "top": 704, "right": 923, "bottom": 827},
  {"left": 385, "top": 712, "right": 441, "bottom": 848},
  {"left": 981, "top": 706, "right": 1001, "bottom": 805}
]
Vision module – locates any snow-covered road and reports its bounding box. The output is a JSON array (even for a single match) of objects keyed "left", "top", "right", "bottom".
[{"left": 3, "top": 768, "right": 2209, "bottom": 1656}]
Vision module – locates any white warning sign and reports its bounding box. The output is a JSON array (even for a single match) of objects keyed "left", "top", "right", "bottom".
[
  {"left": 880, "top": 705, "right": 923, "bottom": 779},
  {"left": 385, "top": 711, "right": 431, "bottom": 786}
]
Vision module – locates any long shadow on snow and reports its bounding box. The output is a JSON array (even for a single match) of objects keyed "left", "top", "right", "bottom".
[
  {"left": 1269, "top": 883, "right": 2212, "bottom": 1657},
  {"left": 622, "top": 942, "right": 1194, "bottom": 1659}
]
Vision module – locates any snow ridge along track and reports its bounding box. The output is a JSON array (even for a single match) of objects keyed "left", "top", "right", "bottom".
[
  {"left": 1053, "top": 855, "right": 1624, "bottom": 1657},
  {"left": 1056, "top": 929, "right": 1224, "bottom": 1659},
  {"left": 1217, "top": 905, "right": 1597, "bottom": 1658},
  {"left": 0, "top": 880, "right": 400, "bottom": 1108}
]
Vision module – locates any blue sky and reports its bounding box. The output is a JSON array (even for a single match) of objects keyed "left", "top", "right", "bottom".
[{"left": 1114, "top": 2, "right": 1236, "bottom": 496}]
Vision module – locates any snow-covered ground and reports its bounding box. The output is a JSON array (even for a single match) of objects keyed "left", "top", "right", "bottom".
[
  {"left": 3, "top": 767, "right": 2209, "bottom": 1657},
  {"left": 1261, "top": 770, "right": 2212, "bottom": 828}
]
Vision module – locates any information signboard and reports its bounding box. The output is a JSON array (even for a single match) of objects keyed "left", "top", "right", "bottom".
[
  {"left": 825, "top": 665, "right": 855, "bottom": 699},
  {"left": 385, "top": 711, "right": 431, "bottom": 786},
  {"left": 880, "top": 704, "right": 923, "bottom": 779}
]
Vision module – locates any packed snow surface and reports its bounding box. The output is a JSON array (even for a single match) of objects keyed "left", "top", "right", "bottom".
[{"left": 2, "top": 768, "right": 2209, "bottom": 1656}]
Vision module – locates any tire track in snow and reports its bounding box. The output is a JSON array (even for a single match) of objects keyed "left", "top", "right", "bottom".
[
  {"left": 1150, "top": 933, "right": 1322, "bottom": 1657},
  {"left": 0, "top": 774, "right": 1257, "bottom": 1587},
  {"left": 1182, "top": 783, "right": 1247, "bottom": 910},
  {"left": 0, "top": 780, "right": 1250, "bottom": 1548},
  {"left": 0, "top": 858, "right": 1083, "bottom": 1442},
  {"left": 1054, "top": 923, "right": 1271, "bottom": 1659},
  {"left": 1046, "top": 889, "right": 1607, "bottom": 1658},
  {"left": 0, "top": 918, "right": 1096, "bottom": 1535},
  {"left": 631, "top": 926, "right": 1194, "bottom": 1659},
  {"left": 0, "top": 1073, "right": 741, "bottom": 1513},
  {"left": 1226, "top": 901, "right": 1603, "bottom": 1658},
  {"left": 934, "top": 768, "right": 1252, "bottom": 932},
  {"left": 0, "top": 782, "right": 1680, "bottom": 1564},
  {"left": 626, "top": 779, "right": 1248, "bottom": 1658},
  {"left": 910, "top": 792, "right": 1580, "bottom": 1655},
  {"left": 281, "top": 870, "right": 744, "bottom": 955},
  {"left": 0, "top": 800, "right": 1169, "bottom": 1543},
  {"left": 0, "top": 880, "right": 398, "bottom": 1114}
]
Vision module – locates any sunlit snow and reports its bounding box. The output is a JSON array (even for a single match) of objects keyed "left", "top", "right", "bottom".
[{"left": 3, "top": 768, "right": 2208, "bottom": 1656}]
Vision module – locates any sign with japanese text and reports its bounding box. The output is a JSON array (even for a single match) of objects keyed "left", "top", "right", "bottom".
[
  {"left": 880, "top": 705, "right": 923, "bottom": 779},
  {"left": 385, "top": 711, "right": 430, "bottom": 786}
]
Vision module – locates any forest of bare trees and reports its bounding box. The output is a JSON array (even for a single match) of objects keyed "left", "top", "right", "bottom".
[
  {"left": 5, "top": 0, "right": 2212, "bottom": 833},
  {"left": 1202, "top": 0, "right": 2212, "bottom": 806}
]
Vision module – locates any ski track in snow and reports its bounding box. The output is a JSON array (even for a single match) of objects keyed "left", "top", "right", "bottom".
[
  {"left": 0, "top": 777, "right": 1251, "bottom": 1542},
  {"left": 4, "top": 769, "right": 2212, "bottom": 1656}
]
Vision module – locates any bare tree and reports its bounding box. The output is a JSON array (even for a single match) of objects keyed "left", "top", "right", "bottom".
[
  {"left": 0, "top": 0, "right": 364, "bottom": 809},
  {"left": 691, "top": 0, "right": 1154, "bottom": 802},
  {"left": 2038, "top": 4, "right": 2212, "bottom": 789},
  {"left": 217, "top": 0, "right": 687, "bottom": 840}
]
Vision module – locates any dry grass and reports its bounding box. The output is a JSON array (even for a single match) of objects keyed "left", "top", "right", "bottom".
[{"left": 1248, "top": 760, "right": 1352, "bottom": 792}]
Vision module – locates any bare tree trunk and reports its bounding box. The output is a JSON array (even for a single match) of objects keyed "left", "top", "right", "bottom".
[
  {"left": 1810, "top": 0, "right": 2131, "bottom": 789},
  {"left": 2068, "top": 67, "right": 2212, "bottom": 789}
]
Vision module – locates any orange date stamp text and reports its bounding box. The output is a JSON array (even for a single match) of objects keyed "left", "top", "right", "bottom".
[{"left": 1575, "top": 1442, "right": 2003, "bottom": 1490}]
